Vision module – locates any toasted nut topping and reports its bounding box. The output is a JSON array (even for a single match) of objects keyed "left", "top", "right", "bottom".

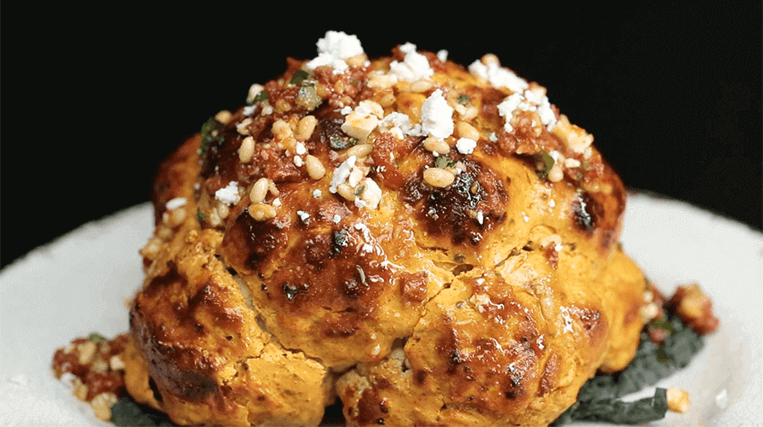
[
  {"left": 250, "top": 178, "right": 270, "bottom": 204},
  {"left": 457, "top": 121, "right": 480, "bottom": 142},
  {"left": 248, "top": 202, "right": 277, "bottom": 221},
  {"left": 305, "top": 155, "right": 326, "bottom": 180},
  {"left": 239, "top": 136, "right": 255, "bottom": 163},
  {"left": 423, "top": 136, "right": 450, "bottom": 155},
  {"left": 296, "top": 115, "right": 318, "bottom": 141},
  {"left": 214, "top": 110, "right": 233, "bottom": 124},
  {"left": 345, "top": 143, "right": 373, "bottom": 159},
  {"left": 423, "top": 167, "right": 456, "bottom": 188},
  {"left": 411, "top": 78, "right": 434, "bottom": 93},
  {"left": 236, "top": 117, "right": 253, "bottom": 135},
  {"left": 667, "top": 388, "right": 691, "bottom": 414}
]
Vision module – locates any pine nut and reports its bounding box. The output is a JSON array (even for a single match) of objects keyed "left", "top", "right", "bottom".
[
  {"left": 423, "top": 136, "right": 450, "bottom": 155},
  {"left": 250, "top": 178, "right": 270, "bottom": 203},
  {"left": 296, "top": 115, "right": 317, "bottom": 141},
  {"left": 345, "top": 143, "right": 373, "bottom": 159},
  {"left": 423, "top": 167, "right": 456, "bottom": 188},
  {"left": 239, "top": 136, "right": 255, "bottom": 163},
  {"left": 411, "top": 79, "right": 434, "bottom": 93},
  {"left": 457, "top": 121, "right": 480, "bottom": 141},
  {"left": 248, "top": 202, "right": 277, "bottom": 221},
  {"left": 305, "top": 155, "right": 326, "bottom": 180}
]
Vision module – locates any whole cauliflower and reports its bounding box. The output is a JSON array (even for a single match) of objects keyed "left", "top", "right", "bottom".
[{"left": 124, "top": 31, "right": 647, "bottom": 427}]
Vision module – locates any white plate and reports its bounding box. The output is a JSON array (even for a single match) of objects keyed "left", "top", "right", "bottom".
[{"left": 1, "top": 193, "right": 761, "bottom": 426}]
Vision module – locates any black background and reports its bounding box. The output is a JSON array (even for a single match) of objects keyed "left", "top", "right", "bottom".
[{"left": 1, "top": 2, "right": 761, "bottom": 270}]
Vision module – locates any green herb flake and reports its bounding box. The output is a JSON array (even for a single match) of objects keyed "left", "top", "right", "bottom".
[
  {"left": 290, "top": 69, "right": 310, "bottom": 85},
  {"left": 354, "top": 185, "right": 366, "bottom": 196},
  {"left": 329, "top": 136, "right": 358, "bottom": 150},
  {"left": 296, "top": 82, "right": 321, "bottom": 111},
  {"left": 199, "top": 117, "right": 225, "bottom": 157},
  {"left": 252, "top": 90, "right": 269, "bottom": 103},
  {"left": 88, "top": 333, "right": 107, "bottom": 344},
  {"left": 533, "top": 150, "right": 555, "bottom": 179},
  {"left": 457, "top": 94, "right": 471, "bottom": 105},
  {"left": 196, "top": 209, "right": 206, "bottom": 222},
  {"left": 434, "top": 155, "right": 456, "bottom": 169}
]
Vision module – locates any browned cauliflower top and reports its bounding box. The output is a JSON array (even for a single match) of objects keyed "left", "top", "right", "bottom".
[{"left": 126, "top": 31, "right": 647, "bottom": 427}]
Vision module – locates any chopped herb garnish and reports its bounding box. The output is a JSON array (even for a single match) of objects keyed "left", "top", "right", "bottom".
[
  {"left": 88, "top": 333, "right": 107, "bottom": 344},
  {"left": 354, "top": 185, "right": 366, "bottom": 196},
  {"left": 196, "top": 209, "right": 206, "bottom": 222},
  {"left": 252, "top": 90, "right": 269, "bottom": 103},
  {"left": 330, "top": 136, "right": 358, "bottom": 150},
  {"left": 199, "top": 117, "right": 225, "bottom": 157},
  {"left": 457, "top": 94, "right": 471, "bottom": 105},
  {"left": 296, "top": 82, "right": 321, "bottom": 111},
  {"left": 533, "top": 150, "right": 555, "bottom": 179},
  {"left": 290, "top": 69, "right": 310, "bottom": 85},
  {"left": 434, "top": 155, "right": 456, "bottom": 169},
  {"left": 111, "top": 396, "right": 174, "bottom": 426}
]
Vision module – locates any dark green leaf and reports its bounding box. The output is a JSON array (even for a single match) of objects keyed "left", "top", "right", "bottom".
[
  {"left": 296, "top": 82, "right": 321, "bottom": 111},
  {"left": 111, "top": 396, "right": 174, "bottom": 426},
  {"left": 290, "top": 69, "right": 310, "bottom": 85},
  {"left": 457, "top": 94, "right": 471, "bottom": 105},
  {"left": 199, "top": 117, "right": 225, "bottom": 157},
  {"left": 329, "top": 136, "right": 358, "bottom": 150},
  {"left": 533, "top": 151, "right": 555, "bottom": 179},
  {"left": 252, "top": 90, "right": 269, "bottom": 103},
  {"left": 88, "top": 333, "right": 107, "bottom": 344},
  {"left": 196, "top": 209, "right": 206, "bottom": 222},
  {"left": 434, "top": 155, "right": 456, "bottom": 169}
]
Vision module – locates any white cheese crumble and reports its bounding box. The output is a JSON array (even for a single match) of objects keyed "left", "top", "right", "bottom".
[
  {"left": 332, "top": 214, "right": 342, "bottom": 224},
  {"left": 295, "top": 141, "right": 307, "bottom": 156},
  {"left": 272, "top": 198, "right": 282, "bottom": 207},
  {"left": 378, "top": 111, "right": 425, "bottom": 138},
  {"left": 306, "top": 31, "right": 365, "bottom": 74},
  {"left": 165, "top": 197, "right": 187, "bottom": 210},
  {"left": 389, "top": 42, "right": 434, "bottom": 82},
  {"left": 468, "top": 59, "right": 528, "bottom": 93},
  {"left": 293, "top": 155, "right": 303, "bottom": 167},
  {"left": 329, "top": 155, "right": 357, "bottom": 193},
  {"left": 297, "top": 210, "right": 310, "bottom": 222},
  {"left": 420, "top": 89, "right": 454, "bottom": 139},
  {"left": 215, "top": 181, "right": 241, "bottom": 205},
  {"left": 497, "top": 89, "right": 557, "bottom": 132},
  {"left": 437, "top": 49, "right": 448, "bottom": 62},
  {"left": 456, "top": 137, "right": 477, "bottom": 154},
  {"left": 312, "top": 189, "right": 322, "bottom": 198}
]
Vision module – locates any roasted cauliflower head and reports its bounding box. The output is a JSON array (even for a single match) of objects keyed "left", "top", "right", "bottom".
[{"left": 124, "top": 31, "right": 647, "bottom": 427}]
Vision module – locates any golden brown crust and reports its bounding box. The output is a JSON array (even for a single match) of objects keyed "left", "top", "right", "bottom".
[{"left": 126, "top": 32, "right": 647, "bottom": 426}]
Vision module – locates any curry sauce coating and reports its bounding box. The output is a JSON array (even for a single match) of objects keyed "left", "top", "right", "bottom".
[{"left": 126, "top": 32, "right": 647, "bottom": 427}]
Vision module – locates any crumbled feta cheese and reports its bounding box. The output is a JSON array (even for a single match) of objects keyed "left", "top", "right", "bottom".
[
  {"left": 295, "top": 142, "right": 307, "bottom": 156},
  {"left": 312, "top": 189, "right": 322, "bottom": 198},
  {"left": 476, "top": 210, "right": 484, "bottom": 225},
  {"left": 293, "top": 155, "right": 303, "bottom": 167},
  {"left": 306, "top": 31, "right": 365, "bottom": 74},
  {"left": 379, "top": 112, "right": 425, "bottom": 138},
  {"left": 497, "top": 89, "right": 557, "bottom": 133},
  {"left": 420, "top": 89, "right": 454, "bottom": 139},
  {"left": 339, "top": 105, "right": 353, "bottom": 115},
  {"left": 332, "top": 214, "right": 342, "bottom": 224},
  {"left": 521, "top": 211, "right": 529, "bottom": 223},
  {"left": 297, "top": 210, "right": 310, "bottom": 222},
  {"left": 468, "top": 59, "right": 528, "bottom": 93},
  {"left": 243, "top": 104, "right": 256, "bottom": 116},
  {"left": 165, "top": 197, "right": 187, "bottom": 210},
  {"left": 329, "top": 155, "right": 357, "bottom": 193},
  {"left": 215, "top": 181, "right": 241, "bottom": 205},
  {"left": 456, "top": 137, "right": 477, "bottom": 155},
  {"left": 272, "top": 198, "right": 281, "bottom": 207},
  {"left": 437, "top": 49, "right": 448, "bottom": 61},
  {"left": 357, "top": 177, "right": 382, "bottom": 210},
  {"left": 342, "top": 109, "right": 378, "bottom": 141},
  {"left": 389, "top": 42, "right": 434, "bottom": 82}
]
